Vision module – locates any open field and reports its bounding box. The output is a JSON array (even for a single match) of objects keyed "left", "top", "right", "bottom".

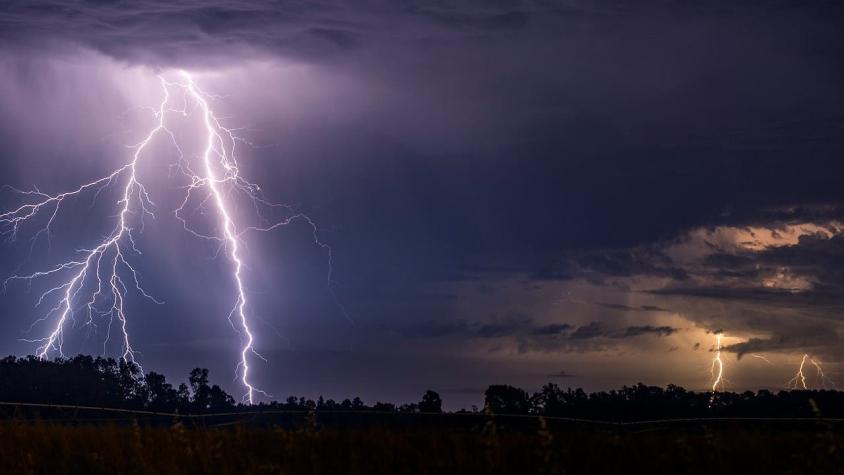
[
  {"left": 3, "top": 360, "right": 844, "bottom": 473},
  {"left": 2, "top": 419, "right": 843, "bottom": 474}
]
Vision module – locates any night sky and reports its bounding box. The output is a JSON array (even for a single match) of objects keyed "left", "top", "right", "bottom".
[{"left": 2, "top": 1, "right": 844, "bottom": 408}]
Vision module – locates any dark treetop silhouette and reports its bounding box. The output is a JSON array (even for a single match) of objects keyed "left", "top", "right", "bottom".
[{"left": 2, "top": 355, "right": 843, "bottom": 422}]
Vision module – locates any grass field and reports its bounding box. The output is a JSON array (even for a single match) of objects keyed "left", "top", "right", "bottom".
[{"left": 2, "top": 419, "right": 843, "bottom": 474}]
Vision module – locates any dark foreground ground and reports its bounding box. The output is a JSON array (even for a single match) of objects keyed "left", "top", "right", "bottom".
[{"left": 2, "top": 419, "right": 843, "bottom": 474}]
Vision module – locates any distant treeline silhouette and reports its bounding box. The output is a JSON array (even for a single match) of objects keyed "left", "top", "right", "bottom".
[{"left": 1, "top": 355, "right": 842, "bottom": 421}]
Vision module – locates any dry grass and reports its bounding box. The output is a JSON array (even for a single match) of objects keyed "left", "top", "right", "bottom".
[{"left": 1, "top": 419, "right": 842, "bottom": 474}]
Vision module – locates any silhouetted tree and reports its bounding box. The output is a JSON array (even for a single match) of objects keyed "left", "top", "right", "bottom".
[
  {"left": 419, "top": 390, "right": 442, "bottom": 413},
  {"left": 145, "top": 371, "right": 179, "bottom": 412},
  {"left": 207, "top": 384, "right": 235, "bottom": 412},
  {"left": 0, "top": 356, "right": 235, "bottom": 415},
  {"left": 484, "top": 385, "right": 531, "bottom": 414},
  {"left": 373, "top": 402, "right": 396, "bottom": 412},
  {"left": 533, "top": 383, "right": 565, "bottom": 415},
  {"left": 177, "top": 383, "right": 191, "bottom": 408},
  {"left": 189, "top": 368, "right": 212, "bottom": 411},
  {"left": 6, "top": 355, "right": 844, "bottom": 423}
]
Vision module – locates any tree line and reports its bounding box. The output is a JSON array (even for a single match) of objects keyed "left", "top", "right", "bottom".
[{"left": 1, "top": 355, "right": 842, "bottom": 420}]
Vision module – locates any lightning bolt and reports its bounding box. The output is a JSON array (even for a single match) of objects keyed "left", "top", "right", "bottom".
[
  {"left": 180, "top": 70, "right": 264, "bottom": 404},
  {"left": 0, "top": 71, "right": 334, "bottom": 403},
  {"left": 709, "top": 332, "right": 725, "bottom": 393},
  {"left": 787, "top": 354, "right": 835, "bottom": 390},
  {"left": 810, "top": 357, "right": 835, "bottom": 389},
  {"left": 786, "top": 354, "right": 809, "bottom": 390}
]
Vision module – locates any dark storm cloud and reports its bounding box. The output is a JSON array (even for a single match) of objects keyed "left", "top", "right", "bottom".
[
  {"left": 397, "top": 317, "right": 558, "bottom": 341},
  {"left": 616, "top": 326, "right": 677, "bottom": 338},
  {"left": 761, "top": 235, "right": 844, "bottom": 289},
  {"left": 597, "top": 303, "right": 672, "bottom": 313},
  {"left": 569, "top": 322, "right": 678, "bottom": 340},
  {"left": 650, "top": 286, "right": 821, "bottom": 304},
  {"left": 394, "top": 317, "right": 674, "bottom": 349},
  {"left": 531, "top": 323, "right": 572, "bottom": 336},
  {"left": 651, "top": 234, "right": 844, "bottom": 307},
  {"left": 529, "top": 245, "right": 696, "bottom": 287},
  {"left": 391, "top": 318, "right": 516, "bottom": 340},
  {"left": 476, "top": 318, "right": 533, "bottom": 339},
  {"left": 393, "top": 320, "right": 469, "bottom": 339},
  {"left": 569, "top": 322, "right": 605, "bottom": 340},
  {"left": 0, "top": 0, "right": 540, "bottom": 67},
  {"left": 6, "top": 0, "right": 844, "bottom": 258},
  {"left": 511, "top": 321, "right": 681, "bottom": 355},
  {"left": 724, "top": 327, "right": 843, "bottom": 358},
  {"left": 543, "top": 222, "right": 844, "bottom": 362},
  {"left": 0, "top": 1, "right": 359, "bottom": 65},
  {"left": 547, "top": 370, "right": 576, "bottom": 379}
]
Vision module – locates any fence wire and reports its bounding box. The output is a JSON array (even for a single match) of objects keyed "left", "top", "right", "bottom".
[{"left": 3, "top": 400, "right": 844, "bottom": 428}]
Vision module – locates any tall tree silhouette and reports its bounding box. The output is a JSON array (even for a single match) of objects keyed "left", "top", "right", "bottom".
[
  {"left": 484, "top": 385, "right": 532, "bottom": 414},
  {"left": 419, "top": 390, "right": 442, "bottom": 413}
]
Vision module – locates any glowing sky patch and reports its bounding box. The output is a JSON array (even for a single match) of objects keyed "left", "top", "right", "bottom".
[{"left": 0, "top": 71, "right": 331, "bottom": 403}]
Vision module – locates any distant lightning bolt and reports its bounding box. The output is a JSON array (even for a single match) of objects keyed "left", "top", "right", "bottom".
[
  {"left": 787, "top": 354, "right": 835, "bottom": 390},
  {"left": 0, "top": 71, "right": 334, "bottom": 403},
  {"left": 709, "top": 332, "right": 725, "bottom": 394},
  {"left": 787, "top": 354, "right": 809, "bottom": 390},
  {"left": 810, "top": 357, "right": 835, "bottom": 389}
]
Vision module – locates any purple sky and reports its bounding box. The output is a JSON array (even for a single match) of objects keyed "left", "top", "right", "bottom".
[{"left": 2, "top": 1, "right": 844, "bottom": 408}]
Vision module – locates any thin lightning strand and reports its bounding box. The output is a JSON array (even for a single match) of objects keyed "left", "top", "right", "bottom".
[
  {"left": 1, "top": 79, "right": 170, "bottom": 364},
  {"left": 787, "top": 354, "right": 836, "bottom": 390},
  {"left": 810, "top": 357, "right": 835, "bottom": 389},
  {"left": 0, "top": 71, "right": 333, "bottom": 403},
  {"left": 787, "top": 354, "right": 809, "bottom": 390},
  {"left": 710, "top": 333, "right": 725, "bottom": 392}
]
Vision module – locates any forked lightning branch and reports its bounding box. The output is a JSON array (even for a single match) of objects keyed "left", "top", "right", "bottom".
[{"left": 0, "top": 71, "right": 331, "bottom": 404}]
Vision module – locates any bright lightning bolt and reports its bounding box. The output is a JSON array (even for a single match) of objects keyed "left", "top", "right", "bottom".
[
  {"left": 1, "top": 82, "right": 170, "bottom": 366},
  {"left": 0, "top": 71, "right": 334, "bottom": 404},
  {"left": 181, "top": 70, "right": 261, "bottom": 404},
  {"left": 709, "top": 332, "right": 725, "bottom": 393},
  {"left": 787, "top": 354, "right": 835, "bottom": 390},
  {"left": 787, "top": 354, "right": 809, "bottom": 390}
]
